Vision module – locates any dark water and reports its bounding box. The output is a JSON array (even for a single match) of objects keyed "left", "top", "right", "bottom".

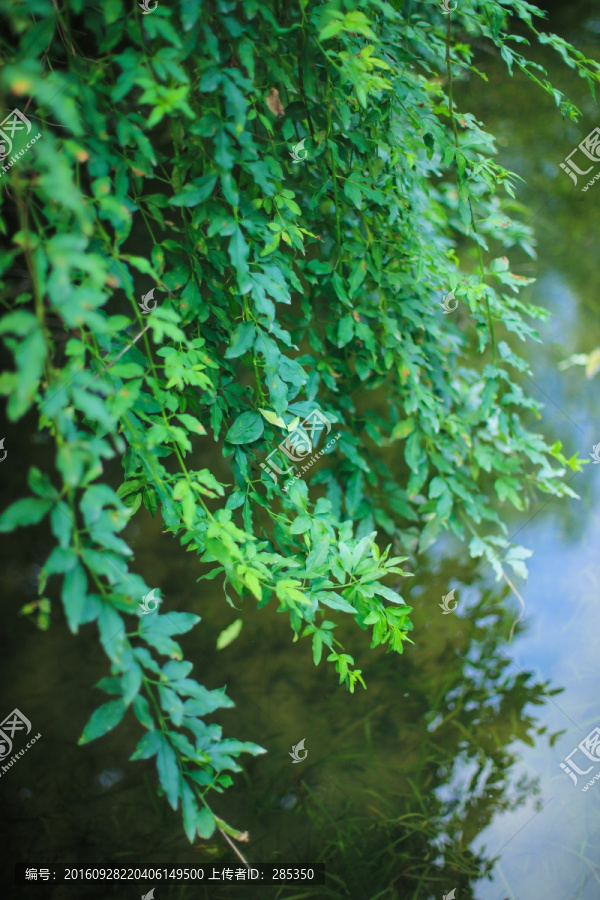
[{"left": 2, "top": 2, "right": 600, "bottom": 898}]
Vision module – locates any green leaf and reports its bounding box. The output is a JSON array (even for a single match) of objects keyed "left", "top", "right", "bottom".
[
  {"left": 0, "top": 497, "right": 52, "bottom": 531},
  {"left": 225, "top": 411, "right": 264, "bottom": 444},
  {"left": 196, "top": 469, "right": 225, "bottom": 496},
  {"left": 390, "top": 419, "right": 415, "bottom": 440},
  {"left": 175, "top": 413, "right": 207, "bottom": 435},
  {"left": 319, "top": 18, "right": 345, "bottom": 41},
  {"left": 312, "top": 633, "right": 323, "bottom": 665},
  {"left": 157, "top": 734, "right": 180, "bottom": 810},
  {"left": 337, "top": 316, "right": 355, "bottom": 347},
  {"left": 139, "top": 612, "right": 199, "bottom": 658},
  {"left": 348, "top": 261, "right": 366, "bottom": 297},
  {"left": 169, "top": 175, "right": 217, "bottom": 207},
  {"left": 78, "top": 699, "right": 127, "bottom": 745},
  {"left": 0, "top": 309, "right": 38, "bottom": 336},
  {"left": 372, "top": 583, "right": 406, "bottom": 604},
  {"left": 429, "top": 477, "right": 447, "bottom": 499},
  {"left": 43, "top": 546, "right": 79, "bottom": 576},
  {"left": 9, "top": 326, "right": 46, "bottom": 419},
  {"left": 122, "top": 661, "right": 143, "bottom": 706},
  {"left": 132, "top": 695, "right": 154, "bottom": 730},
  {"left": 223, "top": 75, "right": 247, "bottom": 132},
  {"left": 418, "top": 517, "right": 442, "bottom": 553},
  {"left": 196, "top": 806, "right": 217, "bottom": 839},
  {"left": 405, "top": 431, "right": 422, "bottom": 473},
  {"left": 259, "top": 407, "right": 286, "bottom": 427},
  {"left": 216, "top": 618, "right": 243, "bottom": 650},
  {"left": 158, "top": 685, "right": 184, "bottom": 725},
  {"left": 181, "top": 780, "right": 199, "bottom": 843},
  {"left": 228, "top": 226, "right": 250, "bottom": 292},
  {"left": 28, "top": 467, "right": 58, "bottom": 501},
  {"left": 98, "top": 604, "right": 127, "bottom": 663},
  {"left": 317, "top": 592, "right": 358, "bottom": 614},
  {"left": 225, "top": 322, "right": 256, "bottom": 359},
  {"left": 305, "top": 538, "right": 330, "bottom": 574},
  {"left": 130, "top": 730, "right": 163, "bottom": 760},
  {"left": 289, "top": 514, "right": 312, "bottom": 534},
  {"left": 62, "top": 563, "right": 88, "bottom": 633},
  {"left": 181, "top": 0, "right": 202, "bottom": 30},
  {"left": 50, "top": 503, "right": 73, "bottom": 547}
]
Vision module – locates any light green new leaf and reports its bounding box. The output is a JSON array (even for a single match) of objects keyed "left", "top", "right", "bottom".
[{"left": 216, "top": 618, "right": 243, "bottom": 650}]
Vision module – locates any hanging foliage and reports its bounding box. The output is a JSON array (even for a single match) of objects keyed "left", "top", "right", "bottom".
[{"left": 0, "top": 0, "right": 592, "bottom": 845}]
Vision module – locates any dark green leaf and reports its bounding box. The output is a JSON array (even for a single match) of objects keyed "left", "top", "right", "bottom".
[{"left": 78, "top": 699, "right": 127, "bottom": 745}]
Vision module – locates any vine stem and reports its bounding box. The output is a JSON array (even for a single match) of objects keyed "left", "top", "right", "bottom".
[
  {"left": 217, "top": 826, "right": 251, "bottom": 868},
  {"left": 93, "top": 324, "right": 151, "bottom": 379},
  {"left": 502, "top": 569, "right": 526, "bottom": 643},
  {"left": 445, "top": 11, "right": 496, "bottom": 366},
  {"left": 319, "top": 42, "right": 342, "bottom": 265}
]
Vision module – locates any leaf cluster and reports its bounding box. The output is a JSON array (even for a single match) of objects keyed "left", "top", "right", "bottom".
[{"left": 0, "top": 0, "right": 594, "bottom": 843}]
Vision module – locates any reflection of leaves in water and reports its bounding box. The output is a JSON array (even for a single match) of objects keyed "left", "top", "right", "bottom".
[{"left": 202, "top": 581, "right": 564, "bottom": 899}]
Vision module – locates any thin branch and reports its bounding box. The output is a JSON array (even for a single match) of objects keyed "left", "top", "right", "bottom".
[
  {"left": 93, "top": 324, "right": 150, "bottom": 380},
  {"left": 503, "top": 570, "right": 526, "bottom": 643},
  {"left": 217, "top": 827, "right": 251, "bottom": 869}
]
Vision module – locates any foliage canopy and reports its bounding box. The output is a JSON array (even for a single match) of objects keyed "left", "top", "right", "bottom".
[{"left": 0, "top": 0, "right": 593, "bottom": 846}]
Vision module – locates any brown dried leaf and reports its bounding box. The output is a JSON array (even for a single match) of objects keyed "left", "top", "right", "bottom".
[{"left": 266, "top": 88, "right": 285, "bottom": 118}]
